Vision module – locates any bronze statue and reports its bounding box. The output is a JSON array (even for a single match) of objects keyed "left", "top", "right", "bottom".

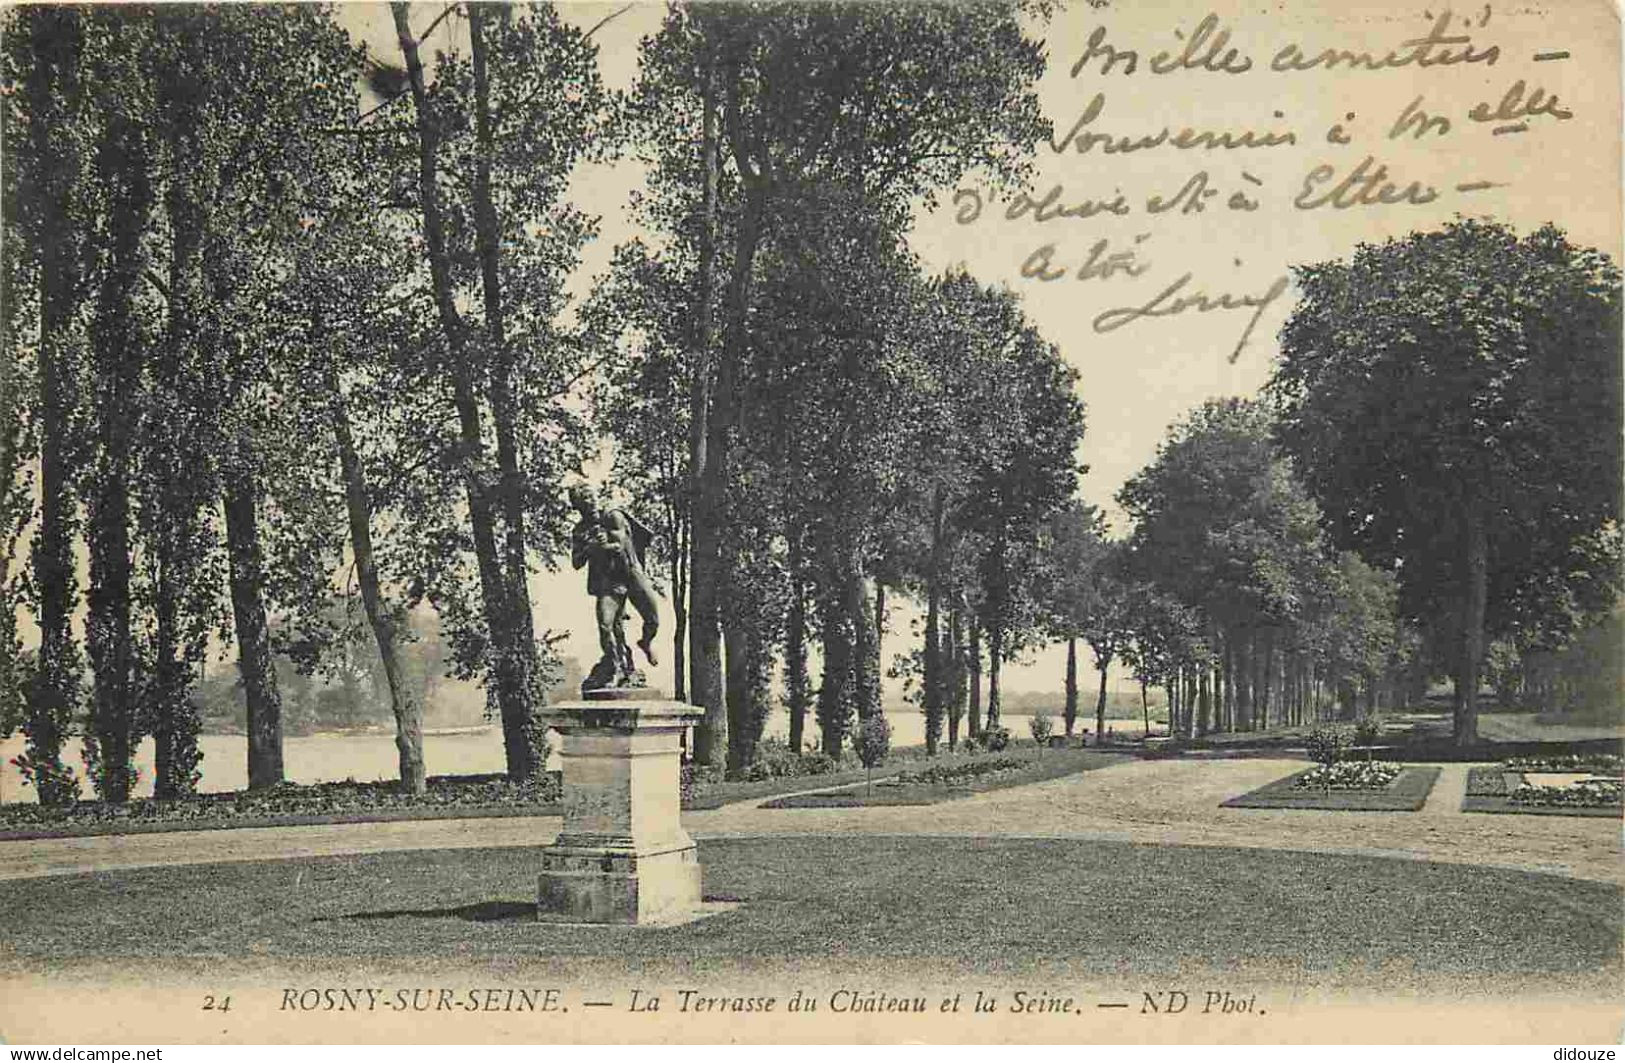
[{"left": 569, "top": 486, "right": 660, "bottom": 690}]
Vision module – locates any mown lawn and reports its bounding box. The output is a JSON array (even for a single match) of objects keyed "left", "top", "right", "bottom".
[{"left": 2, "top": 836, "right": 1616, "bottom": 993}]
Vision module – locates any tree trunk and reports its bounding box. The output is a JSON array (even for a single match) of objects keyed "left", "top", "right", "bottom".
[
  {"left": 968, "top": 619, "right": 983, "bottom": 738},
  {"left": 1141, "top": 679, "right": 1151, "bottom": 738},
  {"left": 687, "top": 57, "right": 731, "bottom": 769},
  {"left": 1093, "top": 652, "right": 1110, "bottom": 743},
  {"left": 947, "top": 606, "right": 965, "bottom": 750},
  {"left": 1197, "top": 666, "right": 1212, "bottom": 736},
  {"left": 1063, "top": 637, "right": 1078, "bottom": 736},
  {"left": 1169, "top": 668, "right": 1180, "bottom": 736},
  {"left": 724, "top": 620, "right": 752, "bottom": 774},
  {"left": 922, "top": 488, "right": 945, "bottom": 755},
  {"left": 392, "top": 4, "right": 536, "bottom": 779},
  {"left": 1453, "top": 507, "right": 1488, "bottom": 746},
  {"left": 223, "top": 475, "right": 283, "bottom": 790},
  {"left": 851, "top": 572, "right": 882, "bottom": 724},
  {"left": 1254, "top": 633, "right": 1267, "bottom": 734},
  {"left": 986, "top": 623, "right": 1003, "bottom": 729},
  {"left": 84, "top": 102, "right": 151, "bottom": 804},
  {"left": 923, "top": 576, "right": 942, "bottom": 756},
  {"left": 332, "top": 377, "right": 425, "bottom": 793},
  {"left": 785, "top": 526, "right": 809, "bottom": 753},
  {"left": 816, "top": 588, "right": 852, "bottom": 756},
  {"left": 22, "top": 7, "right": 85, "bottom": 807},
  {"left": 468, "top": 6, "right": 540, "bottom": 713},
  {"left": 671, "top": 511, "right": 689, "bottom": 701},
  {"left": 874, "top": 579, "right": 887, "bottom": 667}
]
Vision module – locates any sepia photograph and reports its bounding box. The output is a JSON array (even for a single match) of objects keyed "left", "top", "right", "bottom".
[{"left": 0, "top": 0, "right": 1620, "bottom": 1047}]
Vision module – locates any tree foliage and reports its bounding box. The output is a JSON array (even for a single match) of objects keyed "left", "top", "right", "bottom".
[{"left": 1271, "top": 220, "right": 1622, "bottom": 743}]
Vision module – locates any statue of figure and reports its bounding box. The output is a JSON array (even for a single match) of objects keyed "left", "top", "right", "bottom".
[{"left": 569, "top": 486, "right": 660, "bottom": 690}]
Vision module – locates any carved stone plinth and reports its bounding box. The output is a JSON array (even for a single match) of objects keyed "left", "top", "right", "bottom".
[{"left": 536, "top": 694, "right": 703, "bottom": 924}]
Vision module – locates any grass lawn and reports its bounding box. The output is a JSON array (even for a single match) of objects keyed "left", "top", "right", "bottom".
[
  {"left": 1221, "top": 766, "right": 1441, "bottom": 811},
  {"left": 1, "top": 836, "right": 1616, "bottom": 994},
  {"left": 760, "top": 748, "right": 1129, "bottom": 808},
  {"left": 1461, "top": 766, "right": 1623, "bottom": 819}
]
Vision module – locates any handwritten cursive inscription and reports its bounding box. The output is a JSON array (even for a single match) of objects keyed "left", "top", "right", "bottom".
[
  {"left": 1093, "top": 272, "right": 1291, "bottom": 363},
  {"left": 1050, "top": 94, "right": 1297, "bottom": 155}
]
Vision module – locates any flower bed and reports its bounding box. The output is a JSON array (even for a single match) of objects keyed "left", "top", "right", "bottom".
[
  {"left": 1503, "top": 754, "right": 1622, "bottom": 775},
  {"left": 1462, "top": 763, "right": 1622, "bottom": 818},
  {"left": 1291, "top": 760, "right": 1401, "bottom": 791},
  {"left": 891, "top": 755, "right": 1029, "bottom": 788},
  {"left": 1509, "top": 777, "right": 1621, "bottom": 809},
  {"left": 760, "top": 748, "right": 1129, "bottom": 809},
  {"left": 1222, "top": 765, "right": 1440, "bottom": 811},
  {"left": 0, "top": 773, "right": 564, "bottom": 840}
]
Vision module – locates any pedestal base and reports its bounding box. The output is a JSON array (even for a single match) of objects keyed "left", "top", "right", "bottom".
[{"left": 537, "top": 840, "right": 702, "bottom": 925}]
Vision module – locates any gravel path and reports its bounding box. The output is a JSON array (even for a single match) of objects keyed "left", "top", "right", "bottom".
[{"left": 1, "top": 757, "right": 1618, "bottom": 886}]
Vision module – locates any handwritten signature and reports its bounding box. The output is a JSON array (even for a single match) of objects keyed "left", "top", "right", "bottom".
[{"left": 1092, "top": 272, "right": 1290, "bottom": 363}]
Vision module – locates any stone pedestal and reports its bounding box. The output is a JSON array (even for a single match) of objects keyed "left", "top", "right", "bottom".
[{"left": 536, "top": 693, "right": 704, "bottom": 924}]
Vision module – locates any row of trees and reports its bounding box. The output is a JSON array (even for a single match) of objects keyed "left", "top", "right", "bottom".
[
  {"left": 4, "top": 1, "right": 1092, "bottom": 798},
  {"left": 1032, "top": 221, "right": 1620, "bottom": 748},
  {"left": 588, "top": 2, "right": 1086, "bottom": 771},
  {"left": 1039, "top": 399, "right": 1419, "bottom": 744},
  {"left": 3, "top": 3, "right": 610, "bottom": 802}
]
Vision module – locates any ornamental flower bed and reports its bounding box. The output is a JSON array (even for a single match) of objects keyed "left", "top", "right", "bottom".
[
  {"left": 0, "top": 772, "right": 564, "bottom": 839},
  {"left": 890, "top": 755, "right": 1028, "bottom": 788},
  {"left": 1462, "top": 757, "right": 1623, "bottom": 817},
  {"left": 1508, "top": 776, "right": 1621, "bottom": 810},
  {"left": 1504, "top": 754, "right": 1622, "bottom": 775},
  {"left": 1293, "top": 760, "right": 1401, "bottom": 791}
]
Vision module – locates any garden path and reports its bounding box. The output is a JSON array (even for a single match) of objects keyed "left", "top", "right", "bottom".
[{"left": 0, "top": 756, "right": 1617, "bottom": 886}]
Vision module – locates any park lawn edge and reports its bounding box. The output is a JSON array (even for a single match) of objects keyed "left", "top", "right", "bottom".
[
  {"left": 1460, "top": 765, "right": 1623, "bottom": 819},
  {"left": 0, "top": 802, "right": 565, "bottom": 843},
  {"left": 758, "top": 748, "right": 1131, "bottom": 809},
  {"left": 1221, "top": 764, "right": 1441, "bottom": 811},
  {"left": 0, "top": 745, "right": 1055, "bottom": 840}
]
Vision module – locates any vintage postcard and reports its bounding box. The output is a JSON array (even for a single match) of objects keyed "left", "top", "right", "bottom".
[{"left": 0, "top": 0, "right": 1620, "bottom": 1047}]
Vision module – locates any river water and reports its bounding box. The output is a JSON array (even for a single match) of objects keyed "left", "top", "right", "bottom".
[{"left": 0, "top": 708, "right": 1152, "bottom": 804}]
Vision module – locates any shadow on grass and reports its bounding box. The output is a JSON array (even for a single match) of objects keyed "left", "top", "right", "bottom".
[
  {"left": 323, "top": 892, "right": 751, "bottom": 925},
  {"left": 325, "top": 899, "right": 539, "bottom": 923},
  {"left": 2, "top": 838, "right": 1617, "bottom": 994}
]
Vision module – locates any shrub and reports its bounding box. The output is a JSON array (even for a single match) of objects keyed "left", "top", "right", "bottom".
[
  {"left": 678, "top": 762, "right": 722, "bottom": 803},
  {"left": 1353, "top": 715, "right": 1382, "bottom": 748},
  {"left": 1304, "top": 724, "right": 1351, "bottom": 768},
  {"left": 798, "top": 750, "right": 839, "bottom": 776},
  {"left": 751, "top": 737, "right": 803, "bottom": 779},
  {"left": 1028, "top": 712, "right": 1054, "bottom": 747},
  {"left": 854, "top": 715, "right": 892, "bottom": 770},
  {"left": 739, "top": 738, "right": 842, "bottom": 781},
  {"left": 10, "top": 751, "right": 80, "bottom": 806},
  {"left": 854, "top": 715, "right": 892, "bottom": 796},
  {"left": 895, "top": 756, "right": 1026, "bottom": 788},
  {"left": 981, "top": 725, "right": 1011, "bottom": 753}
]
